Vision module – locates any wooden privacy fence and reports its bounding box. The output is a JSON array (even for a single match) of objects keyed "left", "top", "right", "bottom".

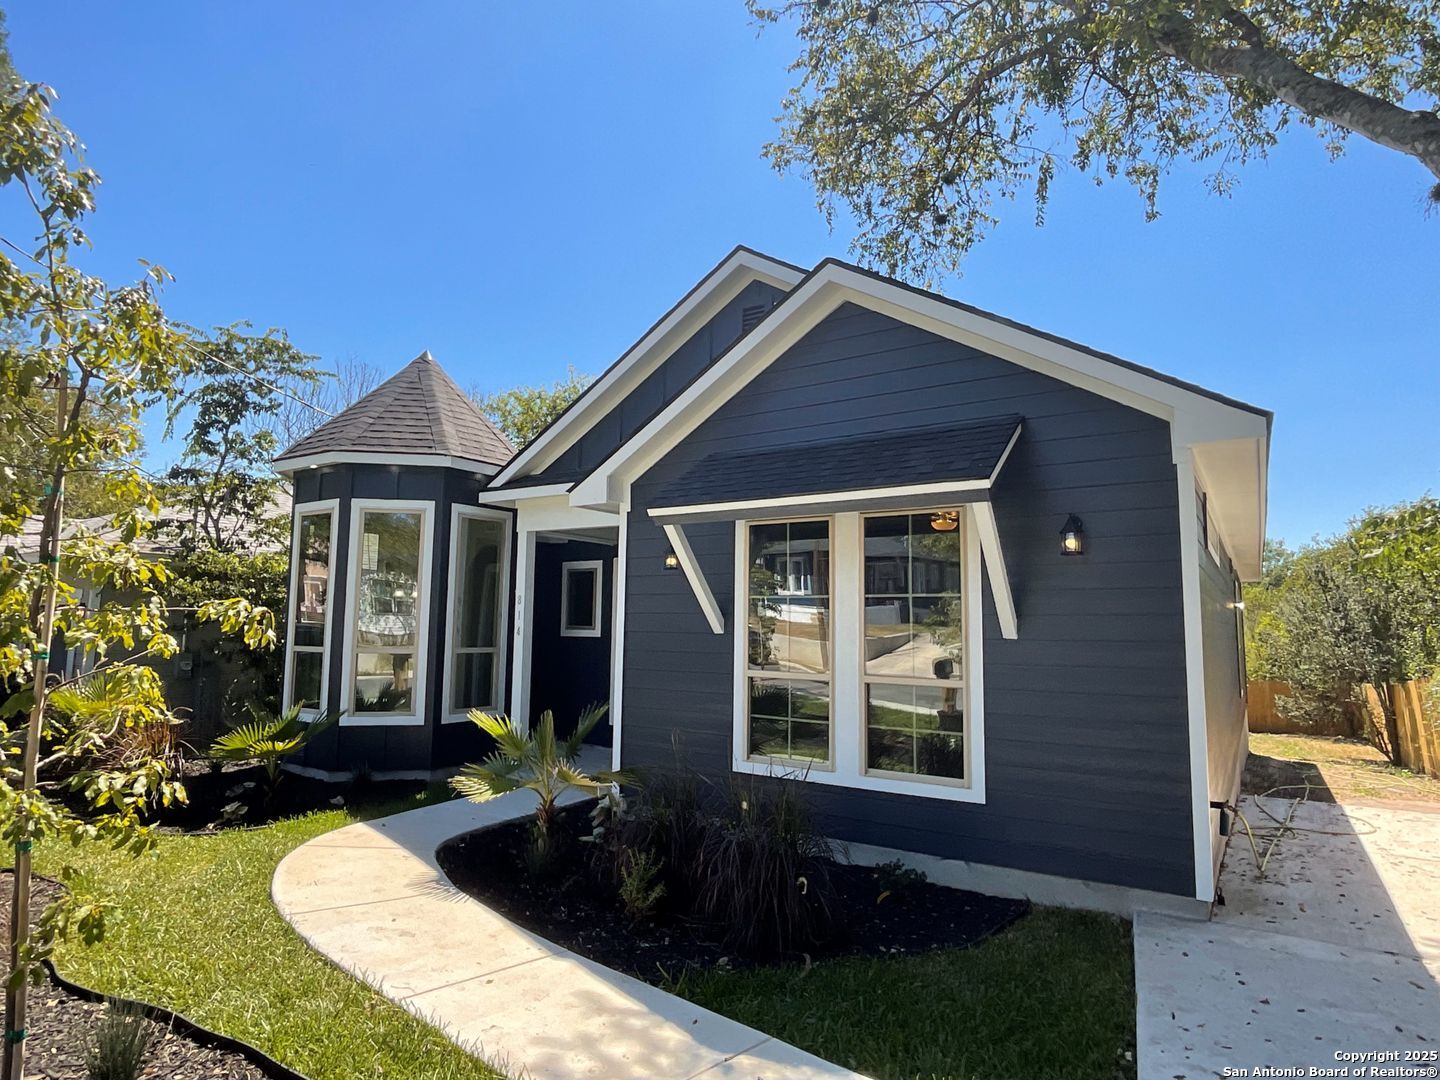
[{"left": 1246, "top": 678, "right": 1440, "bottom": 779}]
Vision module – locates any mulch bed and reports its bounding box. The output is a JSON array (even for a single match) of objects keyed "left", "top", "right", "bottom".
[
  {"left": 0, "top": 873, "right": 297, "bottom": 1080},
  {"left": 438, "top": 802, "right": 1029, "bottom": 984},
  {"left": 150, "top": 760, "right": 424, "bottom": 833}
]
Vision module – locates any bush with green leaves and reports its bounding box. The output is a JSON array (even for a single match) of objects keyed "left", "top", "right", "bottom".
[
  {"left": 450, "top": 704, "right": 626, "bottom": 870},
  {"left": 209, "top": 704, "right": 337, "bottom": 802}
]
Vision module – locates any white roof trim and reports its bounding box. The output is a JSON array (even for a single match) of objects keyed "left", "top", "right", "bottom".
[
  {"left": 488, "top": 248, "right": 805, "bottom": 488},
  {"left": 648, "top": 478, "right": 994, "bottom": 520},
  {"left": 480, "top": 483, "right": 574, "bottom": 504},
  {"left": 274, "top": 450, "right": 501, "bottom": 477},
  {"left": 571, "top": 261, "right": 1269, "bottom": 575}
]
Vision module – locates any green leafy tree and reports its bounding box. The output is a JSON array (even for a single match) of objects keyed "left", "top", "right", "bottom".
[
  {"left": 0, "top": 80, "right": 274, "bottom": 1078},
  {"left": 1258, "top": 498, "right": 1440, "bottom": 762},
  {"left": 472, "top": 367, "right": 591, "bottom": 450},
  {"left": 751, "top": 0, "right": 1440, "bottom": 279},
  {"left": 162, "top": 323, "right": 321, "bottom": 553}
]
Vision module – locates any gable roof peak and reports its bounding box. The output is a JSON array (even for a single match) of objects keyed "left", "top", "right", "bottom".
[{"left": 274, "top": 349, "right": 514, "bottom": 472}]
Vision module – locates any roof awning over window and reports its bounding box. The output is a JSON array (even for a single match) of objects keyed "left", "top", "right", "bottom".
[{"left": 647, "top": 415, "right": 1021, "bottom": 524}]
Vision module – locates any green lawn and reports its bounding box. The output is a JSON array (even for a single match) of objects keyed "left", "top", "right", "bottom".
[
  {"left": 36, "top": 790, "right": 504, "bottom": 1080},
  {"left": 35, "top": 790, "right": 1135, "bottom": 1080},
  {"left": 675, "top": 906, "right": 1137, "bottom": 1080}
]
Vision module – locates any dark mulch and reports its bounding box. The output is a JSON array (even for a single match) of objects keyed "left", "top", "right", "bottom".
[
  {"left": 438, "top": 802, "right": 1029, "bottom": 985},
  {"left": 150, "top": 760, "right": 424, "bottom": 833},
  {"left": 0, "top": 874, "right": 272, "bottom": 1080}
]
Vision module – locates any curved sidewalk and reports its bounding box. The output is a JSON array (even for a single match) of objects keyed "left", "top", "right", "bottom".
[{"left": 273, "top": 787, "right": 863, "bottom": 1080}]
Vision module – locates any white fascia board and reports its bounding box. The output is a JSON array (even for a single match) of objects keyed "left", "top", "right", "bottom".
[
  {"left": 488, "top": 249, "right": 805, "bottom": 489},
  {"left": 572, "top": 262, "right": 1269, "bottom": 562},
  {"left": 481, "top": 483, "right": 574, "bottom": 505},
  {"left": 1191, "top": 437, "right": 1269, "bottom": 582},
  {"left": 647, "top": 478, "right": 992, "bottom": 520},
  {"left": 275, "top": 450, "right": 501, "bottom": 477}
]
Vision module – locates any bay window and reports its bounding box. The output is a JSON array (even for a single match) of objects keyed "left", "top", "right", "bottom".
[
  {"left": 285, "top": 502, "right": 337, "bottom": 712},
  {"left": 734, "top": 507, "right": 983, "bottom": 802},
  {"left": 345, "top": 502, "right": 432, "bottom": 723},
  {"left": 445, "top": 509, "right": 510, "bottom": 720}
]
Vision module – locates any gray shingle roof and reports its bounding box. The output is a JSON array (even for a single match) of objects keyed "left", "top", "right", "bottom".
[
  {"left": 653, "top": 414, "right": 1022, "bottom": 509},
  {"left": 276, "top": 352, "right": 514, "bottom": 468}
]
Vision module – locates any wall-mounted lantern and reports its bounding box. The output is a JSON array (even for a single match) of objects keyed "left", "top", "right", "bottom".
[
  {"left": 664, "top": 550, "right": 680, "bottom": 571},
  {"left": 1060, "top": 514, "right": 1085, "bottom": 556}
]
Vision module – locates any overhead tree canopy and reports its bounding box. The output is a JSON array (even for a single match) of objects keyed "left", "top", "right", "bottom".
[{"left": 752, "top": 0, "right": 1440, "bottom": 279}]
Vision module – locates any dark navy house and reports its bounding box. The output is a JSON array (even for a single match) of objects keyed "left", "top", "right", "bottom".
[{"left": 273, "top": 248, "right": 1270, "bottom": 915}]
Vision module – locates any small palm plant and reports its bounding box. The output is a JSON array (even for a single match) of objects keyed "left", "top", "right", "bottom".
[
  {"left": 451, "top": 703, "right": 626, "bottom": 870},
  {"left": 209, "top": 704, "right": 337, "bottom": 802}
]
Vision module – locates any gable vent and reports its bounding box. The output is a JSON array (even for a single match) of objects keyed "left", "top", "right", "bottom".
[{"left": 740, "top": 304, "right": 768, "bottom": 335}]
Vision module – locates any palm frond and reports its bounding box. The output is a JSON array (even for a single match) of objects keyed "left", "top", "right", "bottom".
[{"left": 563, "top": 702, "right": 609, "bottom": 760}]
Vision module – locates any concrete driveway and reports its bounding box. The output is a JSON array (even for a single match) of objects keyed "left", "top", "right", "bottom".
[{"left": 1136, "top": 795, "right": 1440, "bottom": 1078}]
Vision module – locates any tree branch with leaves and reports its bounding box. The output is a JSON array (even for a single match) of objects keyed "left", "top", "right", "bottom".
[{"left": 752, "top": 0, "right": 1440, "bottom": 280}]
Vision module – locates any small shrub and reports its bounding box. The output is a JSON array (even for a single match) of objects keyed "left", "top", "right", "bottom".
[
  {"left": 610, "top": 765, "right": 712, "bottom": 910},
  {"left": 209, "top": 704, "right": 337, "bottom": 802},
  {"left": 873, "top": 858, "right": 927, "bottom": 903},
  {"left": 451, "top": 704, "right": 627, "bottom": 875},
  {"left": 694, "top": 779, "right": 841, "bottom": 957},
  {"left": 617, "top": 847, "right": 666, "bottom": 921},
  {"left": 85, "top": 1000, "right": 153, "bottom": 1080}
]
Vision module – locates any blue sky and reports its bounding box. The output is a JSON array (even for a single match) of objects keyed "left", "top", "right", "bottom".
[{"left": 5, "top": 2, "right": 1436, "bottom": 546}]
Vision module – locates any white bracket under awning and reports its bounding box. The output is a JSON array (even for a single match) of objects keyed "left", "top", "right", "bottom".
[
  {"left": 662, "top": 522, "right": 725, "bottom": 635},
  {"left": 970, "top": 502, "right": 1018, "bottom": 640}
]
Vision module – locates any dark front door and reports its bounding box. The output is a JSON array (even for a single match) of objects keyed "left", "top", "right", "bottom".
[{"left": 529, "top": 538, "right": 614, "bottom": 746}]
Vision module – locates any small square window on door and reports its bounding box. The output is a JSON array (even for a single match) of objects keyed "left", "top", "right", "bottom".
[{"left": 560, "top": 560, "right": 603, "bottom": 638}]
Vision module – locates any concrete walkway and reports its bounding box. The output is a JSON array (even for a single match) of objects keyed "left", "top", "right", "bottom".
[
  {"left": 1136, "top": 795, "right": 1440, "bottom": 1079},
  {"left": 272, "top": 785, "right": 863, "bottom": 1080}
]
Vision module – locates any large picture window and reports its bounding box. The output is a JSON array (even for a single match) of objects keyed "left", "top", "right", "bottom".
[
  {"left": 351, "top": 507, "right": 426, "bottom": 716},
  {"left": 286, "top": 504, "right": 336, "bottom": 711},
  {"left": 744, "top": 519, "right": 832, "bottom": 764},
  {"left": 862, "top": 512, "right": 966, "bottom": 782},
  {"left": 447, "top": 511, "right": 509, "bottom": 718}
]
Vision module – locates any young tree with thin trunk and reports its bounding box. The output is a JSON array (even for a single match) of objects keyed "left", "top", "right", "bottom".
[
  {"left": 751, "top": 0, "right": 1440, "bottom": 279},
  {"left": 0, "top": 82, "right": 272, "bottom": 1080}
]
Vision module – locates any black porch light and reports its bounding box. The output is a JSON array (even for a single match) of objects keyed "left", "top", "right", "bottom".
[
  {"left": 1060, "top": 514, "right": 1085, "bottom": 556},
  {"left": 664, "top": 550, "right": 680, "bottom": 571}
]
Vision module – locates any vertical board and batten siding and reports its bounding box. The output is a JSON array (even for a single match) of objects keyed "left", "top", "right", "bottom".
[
  {"left": 530, "top": 280, "right": 787, "bottom": 483},
  {"left": 1199, "top": 542, "right": 1248, "bottom": 871},
  {"left": 622, "top": 302, "right": 1198, "bottom": 896},
  {"left": 290, "top": 463, "right": 510, "bottom": 772}
]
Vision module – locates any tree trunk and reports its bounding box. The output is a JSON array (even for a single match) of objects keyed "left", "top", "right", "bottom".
[
  {"left": 1369, "top": 683, "right": 1405, "bottom": 767},
  {"left": 1155, "top": 19, "right": 1440, "bottom": 184},
  {"left": 4, "top": 374, "right": 68, "bottom": 1080}
]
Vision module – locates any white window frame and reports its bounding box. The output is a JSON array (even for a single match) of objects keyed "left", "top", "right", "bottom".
[
  {"left": 560, "top": 560, "right": 604, "bottom": 638},
  {"left": 732, "top": 508, "right": 986, "bottom": 804},
  {"left": 442, "top": 505, "right": 513, "bottom": 724},
  {"left": 340, "top": 498, "right": 435, "bottom": 727},
  {"left": 282, "top": 498, "right": 339, "bottom": 719},
  {"left": 737, "top": 516, "right": 835, "bottom": 771}
]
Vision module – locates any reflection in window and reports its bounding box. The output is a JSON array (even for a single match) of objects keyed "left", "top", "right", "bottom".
[
  {"left": 452, "top": 515, "right": 506, "bottom": 713},
  {"left": 746, "top": 520, "right": 830, "bottom": 763},
  {"left": 288, "top": 509, "right": 332, "bottom": 710},
  {"left": 862, "top": 512, "right": 965, "bottom": 781},
  {"left": 354, "top": 510, "right": 424, "bottom": 713}
]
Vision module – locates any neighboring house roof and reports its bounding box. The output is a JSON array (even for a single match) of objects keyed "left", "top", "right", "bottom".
[
  {"left": 11, "top": 491, "right": 293, "bottom": 559},
  {"left": 274, "top": 351, "right": 513, "bottom": 475},
  {"left": 652, "top": 415, "right": 1022, "bottom": 516}
]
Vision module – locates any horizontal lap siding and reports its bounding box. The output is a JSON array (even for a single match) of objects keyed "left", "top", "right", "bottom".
[{"left": 621, "top": 302, "right": 1196, "bottom": 897}]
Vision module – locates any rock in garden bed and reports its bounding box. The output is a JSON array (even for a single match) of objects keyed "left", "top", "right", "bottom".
[
  {"left": 438, "top": 799, "right": 1029, "bottom": 984},
  {"left": 1, "top": 873, "right": 304, "bottom": 1080}
]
